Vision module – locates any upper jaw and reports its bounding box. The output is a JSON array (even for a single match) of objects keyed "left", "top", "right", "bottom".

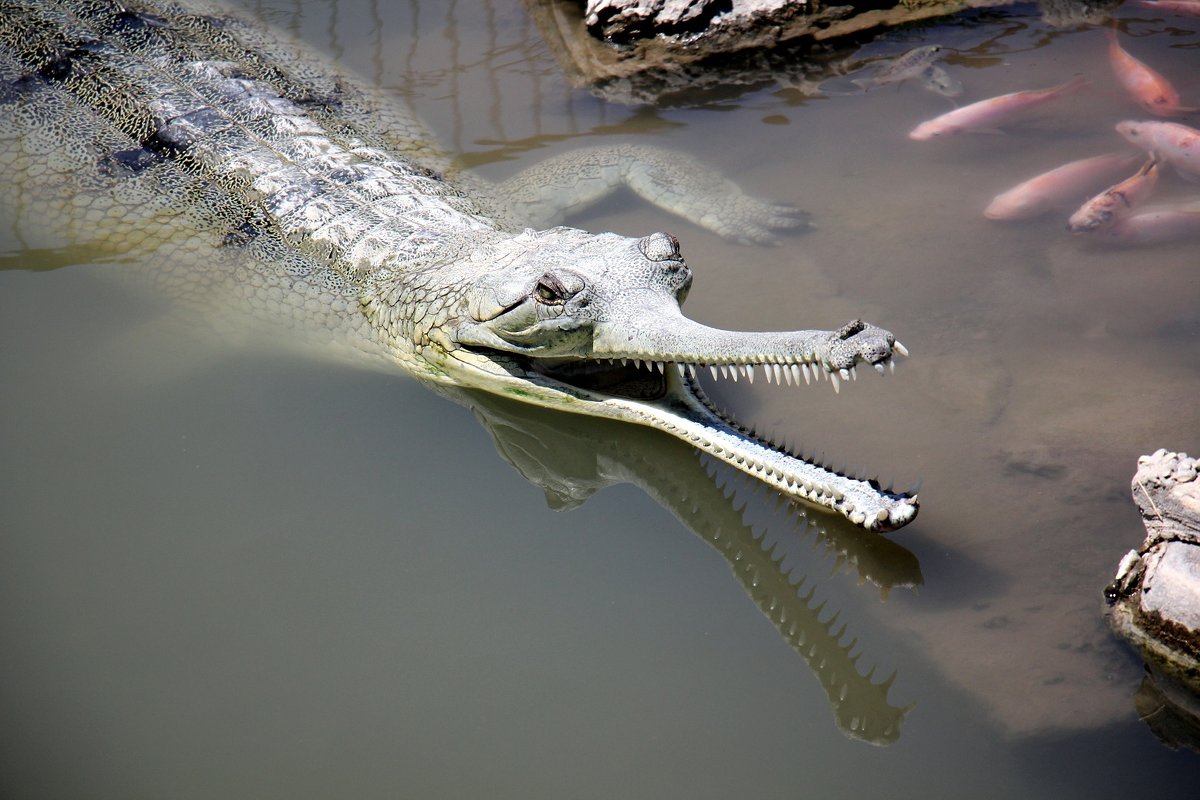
[{"left": 588, "top": 309, "right": 906, "bottom": 393}]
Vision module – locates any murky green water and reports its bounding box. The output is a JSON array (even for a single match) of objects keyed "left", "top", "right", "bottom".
[{"left": 2, "top": 0, "right": 1200, "bottom": 797}]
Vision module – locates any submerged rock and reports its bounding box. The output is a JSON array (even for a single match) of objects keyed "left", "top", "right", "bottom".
[{"left": 1107, "top": 449, "right": 1200, "bottom": 749}]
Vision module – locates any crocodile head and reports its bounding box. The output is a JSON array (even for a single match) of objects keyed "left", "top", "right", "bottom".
[{"left": 385, "top": 226, "right": 917, "bottom": 531}]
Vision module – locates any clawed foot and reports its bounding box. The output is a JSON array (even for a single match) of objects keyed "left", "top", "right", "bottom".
[
  {"left": 496, "top": 143, "right": 812, "bottom": 246},
  {"left": 713, "top": 199, "right": 812, "bottom": 246}
]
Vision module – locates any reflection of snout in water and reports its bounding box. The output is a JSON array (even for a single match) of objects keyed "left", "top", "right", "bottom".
[{"left": 449, "top": 384, "right": 922, "bottom": 744}]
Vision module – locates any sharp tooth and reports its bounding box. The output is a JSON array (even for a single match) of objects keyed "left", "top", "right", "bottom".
[
  {"left": 764, "top": 366, "right": 773, "bottom": 384},
  {"left": 621, "top": 358, "right": 629, "bottom": 367},
  {"left": 745, "top": 365, "right": 755, "bottom": 384},
  {"left": 730, "top": 366, "right": 739, "bottom": 382},
  {"left": 783, "top": 365, "right": 794, "bottom": 386},
  {"left": 894, "top": 341, "right": 909, "bottom": 357},
  {"left": 889, "top": 359, "right": 896, "bottom": 375},
  {"left": 772, "top": 364, "right": 782, "bottom": 384},
  {"left": 710, "top": 365, "right": 720, "bottom": 380},
  {"left": 802, "top": 363, "right": 811, "bottom": 384},
  {"left": 656, "top": 361, "right": 665, "bottom": 374},
  {"left": 850, "top": 366, "right": 857, "bottom": 380},
  {"left": 676, "top": 363, "right": 687, "bottom": 377},
  {"left": 830, "top": 371, "right": 841, "bottom": 393},
  {"left": 688, "top": 364, "right": 697, "bottom": 380},
  {"left": 840, "top": 368, "right": 851, "bottom": 381},
  {"left": 790, "top": 364, "right": 801, "bottom": 385}
]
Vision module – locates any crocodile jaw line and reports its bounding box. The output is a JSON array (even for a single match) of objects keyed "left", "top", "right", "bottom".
[{"left": 442, "top": 348, "right": 918, "bottom": 532}]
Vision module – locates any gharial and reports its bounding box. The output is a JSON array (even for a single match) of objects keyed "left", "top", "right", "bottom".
[{"left": 0, "top": 0, "right": 918, "bottom": 531}]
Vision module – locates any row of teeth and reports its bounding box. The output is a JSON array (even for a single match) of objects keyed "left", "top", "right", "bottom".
[
  {"left": 700, "top": 441, "right": 894, "bottom": 526},
  {"left": 606, "top": 343, "right": 907, "bottom": 392}
]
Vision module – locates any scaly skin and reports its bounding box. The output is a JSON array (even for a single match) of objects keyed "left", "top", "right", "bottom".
[{"left": 0, "top": 0, "right": 917, "bottom": 530}]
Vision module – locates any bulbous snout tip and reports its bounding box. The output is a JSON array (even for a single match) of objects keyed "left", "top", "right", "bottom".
[{"left": 638, "top": 232, "right": 682, "bottom": 262}]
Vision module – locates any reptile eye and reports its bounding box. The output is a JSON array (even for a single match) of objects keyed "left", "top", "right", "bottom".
[{"left": 533, "top": 275, "right": 566, "bottom": 305}]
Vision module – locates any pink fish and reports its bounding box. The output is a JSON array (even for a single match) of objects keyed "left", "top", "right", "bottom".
[
  {"left": 1067, "top": 159, "right": 1160, "bottom": 232},
  {"left": 1116, "top": 120, "right": 1200, "bottom": 178},
  {"left": 1104, "top": 207, "right": 1200, "bottom": 245},
  {"left": 909, "top": 76, "right": 1089, "bottom": 140},
  {"left": 1108, "top": 28, "right": 1198, "bottom": 117},
  {"left": 984, "top": 152, "right": 1144, "bottom": 220},
  {"left": 1135, "top": 0, "right": 1200, "bottom": 16}
]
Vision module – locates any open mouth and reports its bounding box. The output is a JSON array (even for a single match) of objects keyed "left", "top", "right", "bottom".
[
  {"left": 458, "top": 346, "right": 918, "bottom": 532},
  {"left": 493, "top": 352, "right": 852, "bottom": 401},
  {"left": 529, "top": 355, "right": 669, "bottom": 400},
  {"left": 522, "top": 352, "right": 897, "bottom": 397}
]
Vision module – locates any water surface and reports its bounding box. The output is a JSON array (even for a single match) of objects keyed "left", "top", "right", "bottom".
[{"left": 2, "top": 0, "right": 1199, "bottom": 797}]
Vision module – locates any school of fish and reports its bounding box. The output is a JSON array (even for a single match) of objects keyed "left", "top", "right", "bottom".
[{"left": 903, "top": 14, "right": 1200, "bottom": 246}]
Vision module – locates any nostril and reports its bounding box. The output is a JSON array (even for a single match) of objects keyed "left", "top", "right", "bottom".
[{"left": 638, "top": 232, "right": 681, "bottom": 262}]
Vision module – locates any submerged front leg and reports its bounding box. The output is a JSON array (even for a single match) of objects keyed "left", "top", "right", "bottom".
[{"left": 495, "top": 144, "right": 811, "bottom": 244}]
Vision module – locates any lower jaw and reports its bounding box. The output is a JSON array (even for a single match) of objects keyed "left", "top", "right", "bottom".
[{"left": 458, "top": 351, "right": 916, "bottom": 530}]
